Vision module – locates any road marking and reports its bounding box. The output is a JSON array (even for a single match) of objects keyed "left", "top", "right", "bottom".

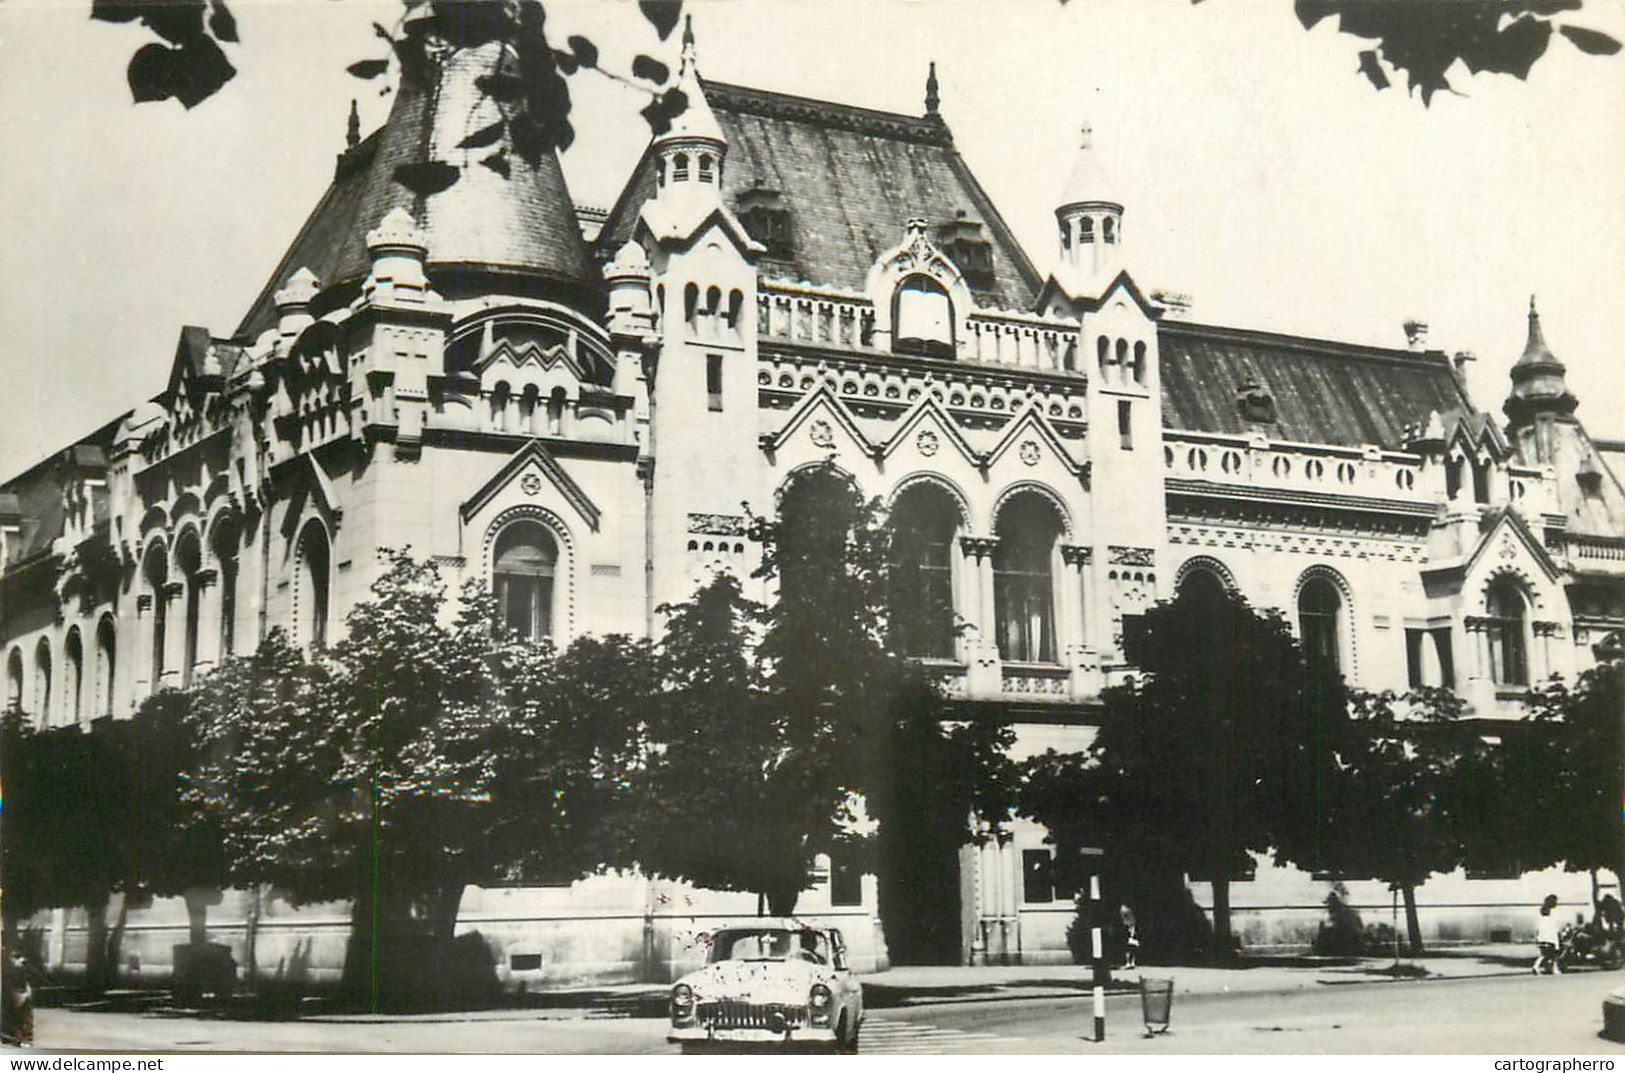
[{"left": 859, "top": 1014, "right": 1017, "bottom": 1054}]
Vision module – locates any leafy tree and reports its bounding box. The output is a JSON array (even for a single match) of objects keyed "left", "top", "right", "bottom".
[
  {"left": 1021, "top": 579, "right": 1346, "bottom": 961},
  {"left": 182, "top": 549, "right": 646, "bottom": 1008},
  {"left": 1305, "top": 687, "right": 1493, "bottom": 955},
  {"left": 1518, "top": 660, "right": 1624, "bottom": 904}
]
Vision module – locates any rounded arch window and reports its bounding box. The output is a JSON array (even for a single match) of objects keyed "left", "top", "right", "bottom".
[
  {"left": 6, "top": 647, "right": 23, "bottom": 713},
  {"left": 297, "top": 522, "right": 331, "bottom": 650},
  {"left": 1486, "top": 577, "right": 1528, "bottom": 686},
  {"left": 1080, "top": 216, "right": 1095, "bottom": 244},
  {"left": 494, "top": 521, "right": 558, "bottom": 641},
  {"left": 673, "top": 152, "right": 690, "bottom": 181},
  {"left": 175, "top": 529, "right": 203, "bottom": 687},
  {"left": 211, "top": 516, "right": 240, "bottom": 660},
  {"left": 994, "top": 493, "right": 1065, "bottom": 663},
  {"left": 33, "top": 638, "right": 52, "bottom": 725},
  {"left": 64, "top": 627, "right": 84, "bottom": 725},
  {"left": 893, "top": 275, "right": 954, "bottom": 358},
  {"left": 1297, "top": 575, "right": 1343, "bottom": 672},
  {"left": 143, "top": 542, "right": 169, "bottom": 688},
  {"left": 1103, "top": 216, "right": 1117, "bottom": 244},
  {"left": 95, "top": 616, "right": 116, "bottom": 718},
  {"left": 889, "top": 483, "right": 961, "bottom": 659},
  {"left": 1177, "top": 565, "right": 1227, "bottom": 607}
]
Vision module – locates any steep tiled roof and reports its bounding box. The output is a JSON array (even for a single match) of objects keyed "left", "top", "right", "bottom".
[
  {"left": 1158, "top": 321, "right": 1472, "bottom": 448},
  {"left": 599, "top": 80, "right": 1041, "bottom": 310},
  {"left": 237, "top": 42, "right": 598, "bottom": 340},
  {"left": 0, "top": 427, "right": 118, "bottom": 565}
]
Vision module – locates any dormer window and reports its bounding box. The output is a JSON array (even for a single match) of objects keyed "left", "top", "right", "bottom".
[
  {"left": 893, "top": 275, "right": 954, "bottom": 359},
  {"left": 737, "top": 186, "right": 793, "bottom": 259},
  {"left": 937, "top": 216, "right": 994, "bottom": 289}
]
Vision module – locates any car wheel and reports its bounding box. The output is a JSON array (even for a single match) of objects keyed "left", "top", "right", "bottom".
[{"left": 838, "top": 1013, "right": 860, "bottom": 1053}]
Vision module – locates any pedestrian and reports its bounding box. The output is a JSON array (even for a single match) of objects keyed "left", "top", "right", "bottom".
[
  {"left": 1119, "top": 904, "right": 1140, "bottom": 971},
  {"left": 1533, "top": 894, "right": 1562, "bottom": 975}
]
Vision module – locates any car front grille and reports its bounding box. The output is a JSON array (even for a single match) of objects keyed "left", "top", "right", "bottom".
[{"left": 698, "top": 1001, "right": 805, "bottom": 1031}]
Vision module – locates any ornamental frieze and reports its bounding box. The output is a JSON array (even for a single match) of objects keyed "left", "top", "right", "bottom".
[
  {"left": 688, "top": 513, "right": 747, "bottom": 537},
  {"left": 1107, "top": 545, "right": 1155, "bottom": 567}
]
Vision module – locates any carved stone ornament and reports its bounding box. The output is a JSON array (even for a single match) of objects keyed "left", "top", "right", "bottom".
[
  {"left": 916, "top": 429, "right": 940, "bottom": 457},
  {"left": 809, "top": 419, "right": 835, "bottom": 448},
  {"left": 1107, "top": 545, "right": 1155, "bottom": 567},
  {"left": 519, "top": 472, "right": 543, "bottom": 497},
  {"left": 959, "top": 536, "right": 999, "bottom": 558},
  {"left": 1019, "top": 440, "right": 1041, "bottom": 466},
  {"left": 1499, "top": 536, "right": 1517, "bottom": 560},
  {"left": 1060, "top": 544, "right": 1092, "bottom": 566},
  {"left": 688, "top": 512, "right": 747, "bottom": 537}
]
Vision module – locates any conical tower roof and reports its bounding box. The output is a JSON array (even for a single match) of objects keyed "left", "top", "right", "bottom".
[
  {"left": 238, "top": 36, "right": 598, "bottom": 338},
  {"left": 655, "top": 16, "right": 725, "bottom": 148},
  {"left": 1505, "top": 295, "right": 1578, "bottom": 423},
  {"left": 1056, "top": 124, "right": 1122, "bottom": 211}
]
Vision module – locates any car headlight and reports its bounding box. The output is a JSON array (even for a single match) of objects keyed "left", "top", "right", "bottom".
[
  {"left": 671, "top": 983, "right": 695, "bottom": 1025},
  {"left": 809, "top": 983, "right": 833, "bottom": 1025}
]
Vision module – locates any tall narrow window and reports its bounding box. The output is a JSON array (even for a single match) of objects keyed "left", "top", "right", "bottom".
[
  {"left": 1022, "top": 849, "right": 1055, "bottom": 904},
  {"left": 5, "top": 648, "right": 22, "bottom": 713},
  {"left": 1080, "top": 217, "right": 1094, "bottom": 244},
  {"left": 1297, "top": 577, "right": 1342, "bottom": 671},
  {"left": 175, "top": 530, "right": 202, "bottom": 687},
  {"left": 673, "top": 152, "right": 689, "bottom": 181},
  {"left": 1118, "top": 399, "right": 1133, "bottom": 450},
  {"left": 95, "top": 616, "right": 116, "bottom": 717},
  {"left": 994, "top": 494, "right": 1063, "bottom": 663},
  {"left": 1103, "top": 217, "right": 1117, "bottom": 244},
  {"left": 213, "top": 519, "right": 239, "bottom": 659},
  {"left": 144, "top": 544, "right": 168, "bottom": 689},
  {"left": 829, "top": 855, "right": 863, "bottom": 908},
  {"left": 64, "top": 628, "right": 83, "bottom": 725},
  {"left": 889, "top": 484, "right": 959, "bottom": 659},
  {"left": 1486, "top": 579, "right": 1528, "bottom": 686},
  {"left": 707, "top": 354, "right": 724, "bottom": 412},
  {"left": 33, "top": 639, "right": 51, "bottom": 726},
  {"left": 1472, "top": 460, "right": 1491, "bottom": 504},
  {"left": 1405, "top": 627, "right": 1455, "bottom": 689},
  {"left": 297, "top": 523, "right": 331, "bottom": 650},
  {"left": 494, "top": 522, "right": 557, "bottom": 641}
]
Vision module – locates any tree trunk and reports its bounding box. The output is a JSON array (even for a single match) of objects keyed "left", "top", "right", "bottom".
[
  {"left": 1591, "top": 868, "right": 1602, "bottom": 920},
  {"left": 1402, "top": 883, "right": 1424, "bottom": 956},
  {"left": 1210, "top": 876, "right": 1232, "bottom": 964},
  {"left": 340, "top": 885, "right": 382, "bottom": 1012},
  {"left": 766, "top": 886, "right": 800, "bottom": 917}
]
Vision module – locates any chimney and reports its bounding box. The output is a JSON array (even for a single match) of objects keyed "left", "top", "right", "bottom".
[{"left": 1403, "top": 319, "right": 1429, "bottom": 350}]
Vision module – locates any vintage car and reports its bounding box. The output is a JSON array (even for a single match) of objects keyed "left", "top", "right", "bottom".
[{"left": 668, "top": 921, "right": 864, "bottom": 1051}]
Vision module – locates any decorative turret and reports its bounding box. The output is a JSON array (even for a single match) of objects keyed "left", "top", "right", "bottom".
[
  {"left": 924, "top": 61, "right": 940, "bottom": 116},
  {"left": 274, "top": 267, "right": 321, "bottom": 336},
  {"left": 364, "top": 208, "right": 432, "bottom": 304},
  {"left": 652, "top": 16, "right": 727, "bottom": 220},
  {"left": 604, "top": 239, "right": 653, "bottom": 338},
  {"left": 1054, "top": 122, "right": 1125, "bottom": 281},
  {"left": 1505, "top": 295, "right": 1578, "bottom": 427}
]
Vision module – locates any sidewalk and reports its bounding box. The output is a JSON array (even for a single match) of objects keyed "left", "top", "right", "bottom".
[
  {"left": 857, "top": 943, "right": 1538, "bottom": 1009},
  {"left": 302, "top": 943, "right": 1542, "bottom": 1023}
]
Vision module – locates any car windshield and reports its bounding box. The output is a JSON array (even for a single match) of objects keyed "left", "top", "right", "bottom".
[{"left": 707, "top": 928, "right": 830, "bottom": 965}]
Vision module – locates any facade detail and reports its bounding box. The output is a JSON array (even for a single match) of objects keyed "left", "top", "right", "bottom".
[{"left": 3, "top": 29, "right": 1623, "bottom": 986}]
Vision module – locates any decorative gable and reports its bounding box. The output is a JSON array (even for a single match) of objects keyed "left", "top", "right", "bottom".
[{"left": 460, "top": 439, "right": 601, "bottom": 532}]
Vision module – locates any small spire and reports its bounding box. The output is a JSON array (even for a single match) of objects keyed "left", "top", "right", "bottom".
[
  {"left": 346, "top": 99, "right": 360, "bottom": 150},
  {"left": 1520, "top": 294, "right": 1555, "bottom": 366},
  {"left": 682, "top": 12, "right": 696, "bottom": 66},
  {"left": 925, "top": 61, "right": 940, "bottom": 115}
]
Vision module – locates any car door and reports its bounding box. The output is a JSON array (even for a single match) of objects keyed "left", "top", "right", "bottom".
[{"left": 829, "top": 929, "right": 861, "bottom": 1021}]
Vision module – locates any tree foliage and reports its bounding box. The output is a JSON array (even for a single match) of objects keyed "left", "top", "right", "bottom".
[
  {"left": 1020, "top": 580, "right": 1346, "bottom": 960},
  {"left": 1518, "top": 661, "right": 1624, "bottom": 883}
]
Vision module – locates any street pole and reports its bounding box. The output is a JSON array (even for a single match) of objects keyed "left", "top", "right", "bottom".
[{"left": 1091, "top": 872, "right": 1105, "bottom": 1042}]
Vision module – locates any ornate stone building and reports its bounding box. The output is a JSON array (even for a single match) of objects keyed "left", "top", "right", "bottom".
[{"left": 4, "top": 27, "right": 1623, "bottom": 982}]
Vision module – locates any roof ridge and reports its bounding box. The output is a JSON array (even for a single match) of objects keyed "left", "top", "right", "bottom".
[
  {"left": 1161, "top": 318, "right": 1454, "bottom": 367},
  {"left": 704, "top": 79, "right": 952, "bottom": 147}
]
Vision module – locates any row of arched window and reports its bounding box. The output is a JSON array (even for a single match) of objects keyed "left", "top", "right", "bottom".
[
  {"left": 490, "top": 383, "right": 571, "bottom": 436},
  {"left": 657, "top": 150, "right": 721, "bottom": 188},
  {"left": 1097, "top": 335, "right": 1147, "bottom": 386},
  {"left": 1058, "top": 214, "right": 1118, "bottom": 250},
  {"left": 682, "top": 283, "right": 746, "bottom": 337},
  {"left": 5, "top": 619, "right": 116, "bottom": 725}
]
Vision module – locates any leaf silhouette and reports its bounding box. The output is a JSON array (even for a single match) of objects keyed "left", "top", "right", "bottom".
[
  {"left": 458, "top": 120, "right": 506, "bottom": 150},
  {"left": 1357, "top": 49, "right": 1390, "bottom": 90},
  {"left": 127, "top": 43, "right": 177, "bottom": 104},
  {"left": 393, "top": 160, "right": 462, "bottom": 198},
  {"left": 639, "top": 0, "right": 682, "bottom": 41},
  {"left": 631, "top": 54, "right": 670, "bottom": 85},
  {"left": 566, "top": 35, "right": 599, "bottom": 69},
  {"left": 347, "top": 59, "right": 390, "bottom": 80},
  {"left": 475, "top": 72, "right": 525, "bottom": 101},
  {"left": 480, "top": 151, "right": 511, "bottom": 179},
  {"left": 208, "top": 0, "right": 238, "bottom": 43},
  {"left": 1559, "top": 24, "right": 1621, "bottom": 55}
]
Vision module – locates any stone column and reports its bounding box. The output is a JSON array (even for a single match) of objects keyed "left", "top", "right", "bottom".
[
  {"left": 1060, "top": 544, "right": 1097, "bottom": 697},
  {"left": 959, "top": 536, "right": 1001, "bottom": 697},
  {"left": 160, "top": 581, "right": 184, "bottom": 689},
  {"left": 191, "top": 567, "right": 220, "bottom": 676}
]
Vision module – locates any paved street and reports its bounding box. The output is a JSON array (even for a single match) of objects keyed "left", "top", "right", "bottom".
[{"left": 16, "top": 966, "right": 1625, "bottom": 1055}]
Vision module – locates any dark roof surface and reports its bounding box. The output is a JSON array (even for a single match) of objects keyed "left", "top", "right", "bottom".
[
  {"left": 1, "top": 426, "right": 118, "bottom": 565},
  {"left": 1158, "top": 321, "right": 1473, "bottom": 448},
  {"left": 238, "top": 43, "right": 597, "bottom": 339},
  {"left": 599, "top": 80, "right": 1041, "bottom": 309}
]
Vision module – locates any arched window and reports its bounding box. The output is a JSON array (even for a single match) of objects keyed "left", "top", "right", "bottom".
[
  {"left": 6, "top": 647, "right": 23, "bottom": 713},
  {"left": 673, "top": 152, "right": 689, "bottom": 182},
  {"left": 33, "top": 638, "right": 51, "bottom": 726},
  {"left": 95, "top": 616, "right": 116, "bottom": 717},
  {"left": 1132, "top": 340, "right": 1147, "bottom": 384},
  {"left": 1080, "top": 217, "right": 1095, "bottom": 244},
  {"left": 893, "top": 275, "right": 954, "bottom": 358},
  {"left": 994, "top": 494, "right": 1064, "bottom": 663},
  {"left": 64, "top": 628, "right": 84, "bottom": 725},
  {"left": 494, "top": 521, "right": 557, "bottom": 641},
  {"left": 297, "top": 523, "right": 331, "bottom": 650},
  {"left": 520, "top": 384, "right": 539, "bottom": 435},
  {"left": 1472, "top": 459, "right": 1491, "bottom": 505},
  {"left": 1059, "top": 222, "right": 1071, "bottom": 250},
  {"left": 547, "top": 387, "right": 566, "bottom": 436},
  {"left": 1486, "top": 578, "right": 1528, "bottom": 686},
  {"left": 698, "top": 153, "right": 714, "bottom": 183},
  {"left": 889, "top": 484, "right": 960, "bottom": 659},
  {"left": 1297, "top": 576, "right": 1342, "bottom": 671},
  {"left": 175, "top": 529, "right": 203, "bottom": 687},
  {"left": 1103, "top": 217, "right": 1117, "bottom": 244},
  {"left": 683, "top": 282, "right": 699, "bottom": 327},
  {"left": 212, "top": 517, "right": 239, "bottom": 660},
  {"left": 143, "top": 543, "right": 169, "bottom": 689}
]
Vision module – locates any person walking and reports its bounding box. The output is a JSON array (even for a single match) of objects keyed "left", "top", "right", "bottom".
[
  {"left": 1534, "top": 894, "right": 1562, "bottom": 975},
  {"left": 1119, "top": 904, "right": 1140, "bottom": 971}
]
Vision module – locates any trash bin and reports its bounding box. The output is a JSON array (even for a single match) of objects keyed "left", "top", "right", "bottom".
[{"left": 1139, "top": 976, "right": 1173, "bottom": 1036}]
